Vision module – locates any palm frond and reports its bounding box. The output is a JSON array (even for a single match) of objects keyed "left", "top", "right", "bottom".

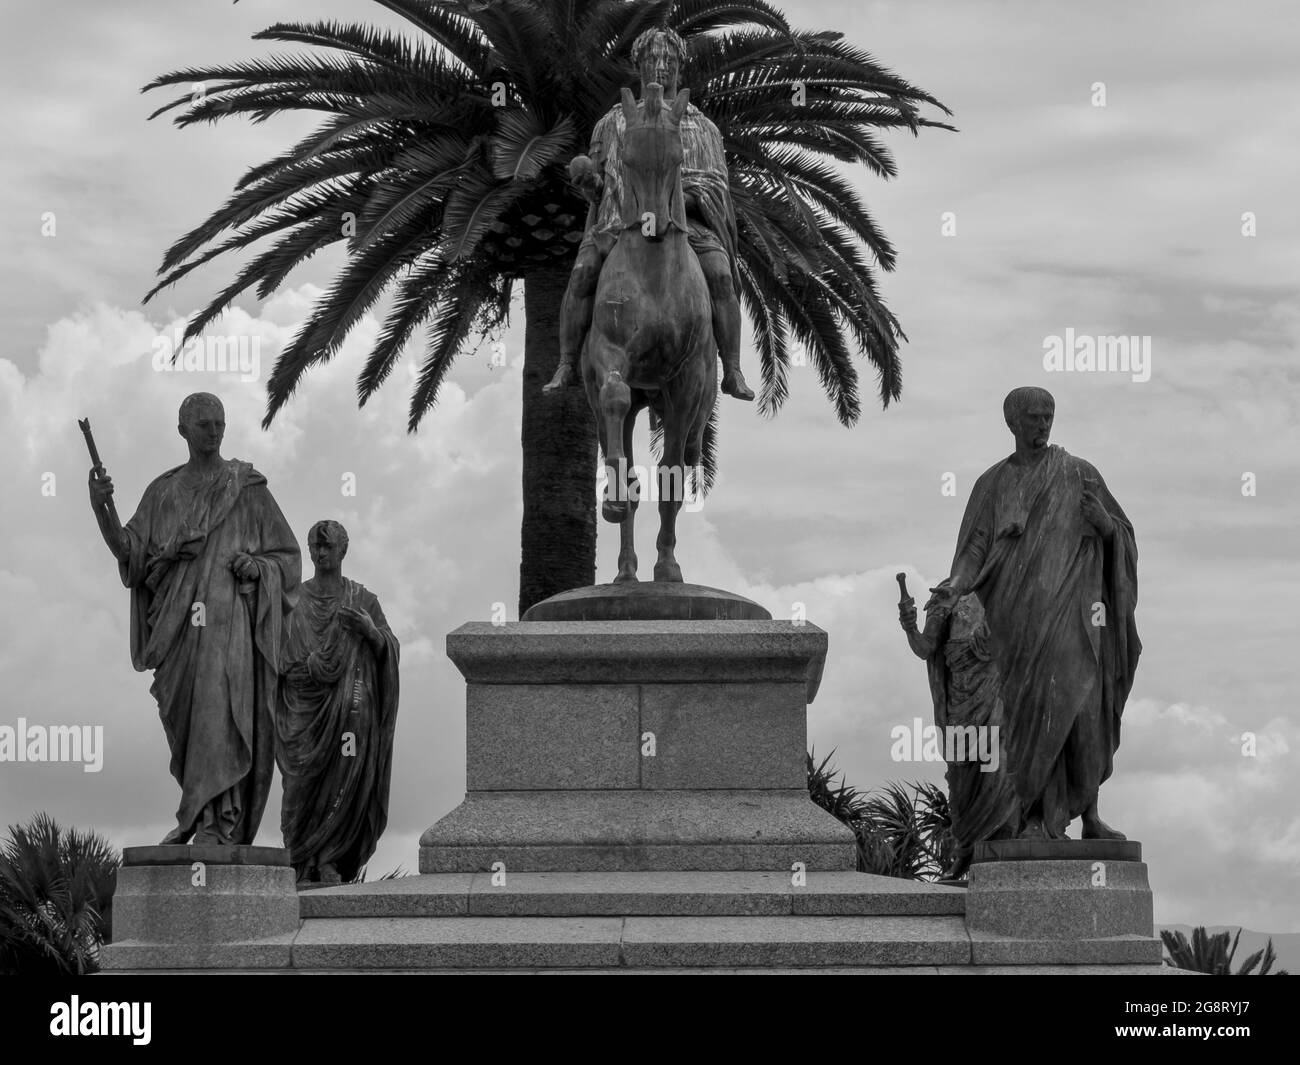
[
  {"left": 0, "top": 814, "right": 118, "bottom": 976},
  {"left": 141, "top": 0, "right": 950, "bottom": 428}
]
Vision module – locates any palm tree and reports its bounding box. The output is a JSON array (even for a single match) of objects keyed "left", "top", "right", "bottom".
[{"left": 142, "top": 0, "right": 952, "bottom": 614}]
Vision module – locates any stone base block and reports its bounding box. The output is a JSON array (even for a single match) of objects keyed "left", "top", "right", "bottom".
[
  {"left": 420, "top": 790, "right": 857, "bottom": 872},
  {"left": 967, "top": 856, "right": 1154, "bottom": 938},
  {"left": 465, "top": 680, "right": 809, "bottom": 790},
  {"left": 101, "top": 845, "right": 299, "bottom": 971},
  {"left": 965, "top": 850, "right": 1158, "bottom": 965},
  {"left": 424, "top": 617, "right": 853, "bottom": 874}
]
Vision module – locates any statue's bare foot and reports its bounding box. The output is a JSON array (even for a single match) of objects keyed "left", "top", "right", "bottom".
[
  {"left": 160, "top": 825, "right": 192, "bottom": 846},
  {"left": 318, "top": 863, "right": 342, "bottom": 886},
  {"left": 1082, "top": 817, "right": 1127, "bottom": 841},
  {"left": 192, "top": 829, "right": 225, "bottom": 846},
  {"left": 1018, "top": 818, "right": 1050, "bottom": 841},
  {"left": 542, "top": 360, "right": 577, "bottom": 394},
  {"left": 721, "top": 367, "right": 754, "bottom": 401}
]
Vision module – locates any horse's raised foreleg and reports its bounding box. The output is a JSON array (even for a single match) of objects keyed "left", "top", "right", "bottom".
[
  {"left": 599, "top": 370, "right": 632, "bottom": 524},
  {"left": 614, "top": 410, "right": 639, "bottom": 582}
]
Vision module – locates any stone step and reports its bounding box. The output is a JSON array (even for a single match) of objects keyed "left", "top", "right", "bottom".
[
  {"left": 298, "top": 871, "right": 967, "bottom": 919},
  {"left": 420, "top": 789, "right": 857, "bottom": 872},
  {"left": 106, "top": 964, "right": 1182, "bottom": 975},
  {"left": 291, "top": 915, "right": 973, "bottom": 969}
]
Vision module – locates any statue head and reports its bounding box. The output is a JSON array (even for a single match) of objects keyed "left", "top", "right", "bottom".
[
  {"left": 632, "top": 27, "right": 687, "bottom": 98},
  {"left": 178, "top": 392, "right": 225, "bottom": 458},
  {"left": 1003, "top": 386, "right": 1054, "bottom": 453},
  {"left": 308, "top": 519, "right": 349, "bottom": 575}
]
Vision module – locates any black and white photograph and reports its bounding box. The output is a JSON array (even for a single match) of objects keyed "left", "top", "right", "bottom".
[{"left": 1, "top": 0, "right": 1295, "bottom": 1038}]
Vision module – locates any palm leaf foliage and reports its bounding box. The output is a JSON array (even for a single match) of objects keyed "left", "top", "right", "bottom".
[
  {"left": 348, "top": 864, "right": 411, "bottom": 883},
  {"left": 1161, "top": 926, "right": 1290, "bottom": 976},
  {"left": 0, "top": 814, "right": 120, "bottom": 976},
  {"left": 142, "top": 1, "right": 952, "bottom": 611},
  {"left": 807, "top": 750, "right": 955, "bottom": 880}
]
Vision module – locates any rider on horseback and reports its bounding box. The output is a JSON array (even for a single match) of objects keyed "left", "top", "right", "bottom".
[{"left": 543, "top": 26, "right": 754, "bottom": 402}]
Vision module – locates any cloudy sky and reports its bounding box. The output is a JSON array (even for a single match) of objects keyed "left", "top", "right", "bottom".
[{"left": 1, "top": 1, "right": 1297, "bottom": 932}]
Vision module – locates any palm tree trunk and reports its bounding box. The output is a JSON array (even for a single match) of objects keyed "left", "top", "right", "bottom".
[{"left": 519, "top": 262, "right": 597, "bottom": 615}]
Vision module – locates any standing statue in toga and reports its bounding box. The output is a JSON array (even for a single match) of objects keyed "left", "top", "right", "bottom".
[
  {"left": 89, "top": 392, "right": 300, "bottom": 845},
  {"left": 929, "top": 386, "right": 1141, "bottom": 842},
  {"left": 275, "top": 520, "right": 399, "bottom": 886}
]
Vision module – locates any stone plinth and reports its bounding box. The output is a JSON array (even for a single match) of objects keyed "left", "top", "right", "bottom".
[
  {"left": 965, "top": 840, "right": 1161, "bottom": 964},
  {"left": 521, "top": 581, "right": 772, "bottom": 622},
  {"left": 973, "top": 838, "right": 1142, "bottom": 863},
  {"left": 420, "top": 617, "right": 856, "bottom": 873},
  {"left": 101, "top": 845, "right": 299, "bottom": 970}
]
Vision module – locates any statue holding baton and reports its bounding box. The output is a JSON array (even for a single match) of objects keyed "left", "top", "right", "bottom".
[{"left": 84, "top": 392, "right": 301, "bottom": 846}]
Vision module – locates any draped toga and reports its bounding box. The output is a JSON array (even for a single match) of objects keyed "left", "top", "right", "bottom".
[
  {"left": 276, "top": 579, "right": 399, "bottom": 882},
  {"left": 950, "top": 445, "right": 1140, "bottom": 836},
  {"left": 119, "top": 459, "right": 300, "bottom": 843}
]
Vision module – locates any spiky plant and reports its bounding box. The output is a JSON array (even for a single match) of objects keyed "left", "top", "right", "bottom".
[
  {"left": 912, "top": 779, "right": 957, "bottom": 878},
  {"left": 806, "top": 752, "right": 956, "bottom": 880},
  {"left": 0, "top": 814, "right": 120, "bottom": 976},
  {"left": 1161, "top": 927, "right": 1291, "bottom": 976},
  {"left": 807, "top": 748, "right": 868, "bottom": 824},
  {"left": 141, "top": 0, "right": 951, "bottom": 613},
  {"left": 347, "top": 864, "right": 410, "bottom": 883},
  {"left": 855, "top": 781, "right": 937, "bottom": 880}
]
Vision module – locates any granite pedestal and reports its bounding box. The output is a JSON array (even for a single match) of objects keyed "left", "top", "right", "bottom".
[
  {"left": 420, "top": 589, "right": 857, "bottom": 873},
  {"left": 101, "top": 844, "right": 300, "bottom": 970},
  {"left": 965, "top": 839, "right": 1161, "bottom": 964}
]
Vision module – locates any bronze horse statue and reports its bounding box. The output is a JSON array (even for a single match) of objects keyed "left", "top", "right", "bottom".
[{"left": 581, "top": 83, "right": 715, "bottom": 583}]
